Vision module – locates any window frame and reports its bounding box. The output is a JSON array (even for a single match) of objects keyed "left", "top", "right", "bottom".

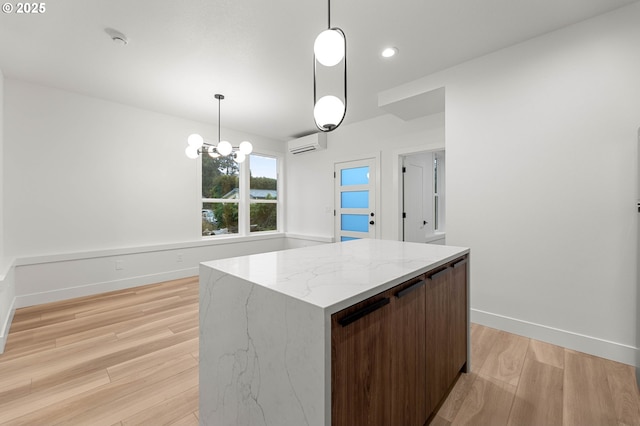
[
  {"left": 248, "top": 153, "right": 280, "bottom": 234},
  {"left": 198, "top": 149, "right": 283, "bottom": 239}
]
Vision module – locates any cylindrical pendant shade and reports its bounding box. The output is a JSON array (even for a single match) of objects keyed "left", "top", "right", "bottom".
[
  {"left": 314, "top": 29, "right": 345, "bottom": 67},
  {"left": 314, "top": 95, "right": 345, "bottom": 131}
]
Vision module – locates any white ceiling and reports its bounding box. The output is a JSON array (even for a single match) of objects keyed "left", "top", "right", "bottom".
[{"left": 0, "top": 0, "right": 637, "bottom": 141}]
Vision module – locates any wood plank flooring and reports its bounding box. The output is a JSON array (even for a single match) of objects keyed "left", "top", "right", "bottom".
[{"left": 1, "top": 276, "right": 638, "bottom": 425}]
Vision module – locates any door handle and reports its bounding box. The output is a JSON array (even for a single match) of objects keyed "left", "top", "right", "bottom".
[
  {"left": 395, "top": 277, "right": 425, "bottom": 298},
  {"left": 427, "top": 267, "right": 449, "bottom": 281},
  {"left": 338, "top": 298, "right": 390, "bottom": 327}
]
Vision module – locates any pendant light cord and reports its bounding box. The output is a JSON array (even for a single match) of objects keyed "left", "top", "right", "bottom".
[{"left": 327, "top": 0, "right": 331, "bottom": 28}]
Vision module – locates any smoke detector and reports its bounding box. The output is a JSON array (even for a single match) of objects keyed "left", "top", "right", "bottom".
[{"left": 105, "top": 28, "right": 128, "bottom": 46}]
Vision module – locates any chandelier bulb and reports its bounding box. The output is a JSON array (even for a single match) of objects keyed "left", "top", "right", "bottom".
[
  {"left": 217, "top": 140, "right": 233, "bottom": 156},
  {"left": 314, "top": 29, "right": 345, "bottom": 67},
  {"left": 185, "top": 145, "right": 199, "bottom": 159},
  {"left": 187, "top": 133, "right": 204, "bottom": 149},
  {"left": 314, "top": 95, "right": 345, "bottom": 131},
  {"left": 239, "top": 141, "right": 253, "bottom": 155}
]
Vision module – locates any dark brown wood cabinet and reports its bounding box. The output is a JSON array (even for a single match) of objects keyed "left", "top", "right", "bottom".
[
  {"left": 331, "top": 287, "right": 395, "bottom": 426},
  {"left": 331, "top": 254, "right": 468, "bottom": 426},
  {"left": 391, "top": 275, "right": 427, "bottom": 425}
]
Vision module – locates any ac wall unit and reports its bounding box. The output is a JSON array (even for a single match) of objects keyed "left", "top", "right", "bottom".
[{"left": 288, "top": 132, "right": 327, "bottom": 155}]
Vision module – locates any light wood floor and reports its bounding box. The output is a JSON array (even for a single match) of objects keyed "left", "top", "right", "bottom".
[{"left": 0, "top": 277, "right": 639, "bottom": 425}]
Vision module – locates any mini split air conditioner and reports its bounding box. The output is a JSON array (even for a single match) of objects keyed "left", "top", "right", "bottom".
[{"left": 288, "top": 132, "right": 327, "bottom": 155}]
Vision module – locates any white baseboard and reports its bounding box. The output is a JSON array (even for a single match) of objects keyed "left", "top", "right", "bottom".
[
  {"left": 0, "top": 259, "right": 17, "bottom": 354},
  {"left": 471, "top": 308, "right": 638, "bottom": 367},
  {"left": 15, "top": 267, "right": 198, "bottom": 309},
  {"left": 0, "top": 299, "right": 16, "bottom": 354}
]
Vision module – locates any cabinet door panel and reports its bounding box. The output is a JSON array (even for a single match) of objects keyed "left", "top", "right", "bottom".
[
  {"left": 425, "top": 267, "right": 451, "bottom": 412},
  {"left": 450, "top": 257, "right": 468, "bottom": 376},
  {"left": 392, "top": 276, "right": 427, "bottom": 425},
  {"left": 332, "top": 292, "right": 393, "bottom": 426}
]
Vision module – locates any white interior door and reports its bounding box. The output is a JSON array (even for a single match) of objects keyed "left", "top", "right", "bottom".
[
  {"left": 403, "top": 163, "right": 425, "bottom": 242},
  {"left": 636, "top": 127, "right": 640, "bottom": 389},
  {"left": 402, "top": 153, "right": 434, "bottom": 242},
  {"left": 335, "top": 159, "right": 376, "bottom": 241}
]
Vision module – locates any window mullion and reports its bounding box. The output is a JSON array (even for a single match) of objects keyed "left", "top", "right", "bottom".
[{"left": 238, "top": 159, "right": 251, "bottom": 235}]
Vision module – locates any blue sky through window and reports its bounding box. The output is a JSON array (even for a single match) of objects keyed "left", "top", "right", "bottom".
[{"left": 250, "top": 155, "right": 277, "bottom": 178}]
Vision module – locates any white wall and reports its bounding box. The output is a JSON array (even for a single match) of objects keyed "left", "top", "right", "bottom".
[
  {"left": 385, "top": 3, "right": 640, "bottom": 364},
  {"left": 286, "top": 112, "right": 445, "bottom": 240},
  {"left": 4, "top": 80, "right": 284, "bottom": 258},
  {"left": 0, "top": 80, "right": 287, "bottom": 334},
  {"left": 0, "top": 68, "right": 14, "bottom": 353},
  {"left": 0, "top": 67, "right": 4, "bottom": 265}
]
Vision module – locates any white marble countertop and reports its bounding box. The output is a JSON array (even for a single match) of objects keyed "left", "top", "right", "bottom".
[{"left": 201, "top": 239, "right": 469, "bottom": 313}]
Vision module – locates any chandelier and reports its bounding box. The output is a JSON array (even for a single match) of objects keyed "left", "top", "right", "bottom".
[{"left": 185, "top": 94, "right": 253, "bottom": 162}]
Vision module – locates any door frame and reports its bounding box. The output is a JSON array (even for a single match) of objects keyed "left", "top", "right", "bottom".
[
  {"left": 391, "top": 143, "right": 445, "bottom": 241},
  {"left": 334, "top": 153, "right": 381, "bottom": 241}
]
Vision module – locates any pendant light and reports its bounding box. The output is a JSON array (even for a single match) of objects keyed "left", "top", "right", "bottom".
[
  {"left": 185, "top": 94, "right": 253, "bottom": 162},
  {"left": 313, "top": 0, "right": 347, "bottom": 132}
]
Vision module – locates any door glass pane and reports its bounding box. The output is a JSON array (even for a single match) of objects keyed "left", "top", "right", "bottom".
[
  {"left": 341, "top": 236, "right": 359, "bottom": 242},
  {"left": 341, "top": 214, "right": 368, "bottom": 232},
  {"left": 341, "top": 166, "right": 369, "bottom": 186},
  {"left": 341, "top": 191, "right": 368, "bottom": 208}
]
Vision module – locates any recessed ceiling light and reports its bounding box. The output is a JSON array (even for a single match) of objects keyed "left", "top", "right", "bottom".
[
  {"left": 381, "top": 47, "right": 398, "bottom": 58},
  {"left": 105, "top": 28, "right": 128, "bottom": 46}
]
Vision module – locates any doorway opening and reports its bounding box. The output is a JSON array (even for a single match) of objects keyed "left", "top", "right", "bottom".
[{"left": 401, "top": 150, "right": 445, "bottom": 244}]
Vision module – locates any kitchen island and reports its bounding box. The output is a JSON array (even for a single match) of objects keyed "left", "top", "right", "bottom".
[{"left": 199, "top": 239, "right": 470, "bottom": 426}]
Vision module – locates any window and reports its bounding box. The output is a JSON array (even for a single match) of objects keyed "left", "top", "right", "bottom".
[
  {"left": 249, "top": 154, "right": 278, "bottom": 232},
  {"left": 201, "top": 153, "right": 280, "bottom": 237},
  {"left": 202, "top": 156, "right": 239, "bottom": 236},
  {"left": 433, "top": 151, "right": 445, "bottom": 232}
]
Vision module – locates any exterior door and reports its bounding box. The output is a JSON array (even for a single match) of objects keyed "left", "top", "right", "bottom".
[{"left": 335, "top": 159, "right": 376, "bottom": 241}]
